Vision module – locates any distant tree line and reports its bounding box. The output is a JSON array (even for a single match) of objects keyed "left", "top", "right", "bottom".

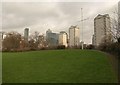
[
  {"left": 1, "top": 31, "right": 67, "bottom": 52},
  {"left": 1, "top": 31, "right": 96, "bottom": 52}
]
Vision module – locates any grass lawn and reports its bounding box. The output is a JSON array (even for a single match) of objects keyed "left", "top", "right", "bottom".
[
  {"left": 0, "top": 52, "right": 2, "bottom": 84},
  {"left": 2, "top": 49, "right": 118, "bottom": 83}
]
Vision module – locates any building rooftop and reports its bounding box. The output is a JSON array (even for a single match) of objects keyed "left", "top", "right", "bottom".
[
  {"left": 25, "top": 28, "right": 29, "bottom": 30},
  {"left": 46, "top": 29, "right": 52, "bottom": 33},
  {"left": 60, "top": 31, "right": 67, "bottom": 34},
  {"left": 69, "top": 25, "right": 79, "bottom": 29},
  {"left": 94, "top": 14, "right": 110, "bottom": 20}
]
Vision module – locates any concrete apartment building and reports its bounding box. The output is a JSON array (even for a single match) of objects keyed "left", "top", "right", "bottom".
[
  {"left": 69, "top": 25, "right": 80, "bottom": 47},
  {"left": 59, "top": 31, "right": 68, "bottom": 47},
  {"left": 24, "top": 28, "right": 29, "bottom": 41},
  {"left": 93, "top": 14, "right": 111, "bottom": 46},
  {"left": 46, "top": 29, "right": 59, "bottom": 47}
]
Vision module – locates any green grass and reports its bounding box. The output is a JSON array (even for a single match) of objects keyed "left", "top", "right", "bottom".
[
  {"left": 2, "top": 49, "right": 118, "bottom": 83},
  {"left": 0, "top": 52, "right": 2, "bottom": 84}
]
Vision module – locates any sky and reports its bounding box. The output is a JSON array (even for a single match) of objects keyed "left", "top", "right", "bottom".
[{"left": 1, "top": 0, "right": 120, "bottom": 44}]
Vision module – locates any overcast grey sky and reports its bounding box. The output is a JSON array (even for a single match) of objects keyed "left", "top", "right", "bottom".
[{"left": 2, "top": 0, "right": 119, "bottom": 44}]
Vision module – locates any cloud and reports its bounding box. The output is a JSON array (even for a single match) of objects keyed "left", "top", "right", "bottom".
[
  {"left": 2, "top": 2, "right": 60, "bottom": 29},
  {"left": 2, "top": 0, "right": 120, "bottom": 2}
]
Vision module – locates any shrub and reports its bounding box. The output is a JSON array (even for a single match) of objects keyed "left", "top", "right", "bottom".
[
  {"left": 86, "top": 44, "right": 95, "bottom": 49},
  {"left": 98, "top": 42, "right": 120, "bottom": 58},
  {"left": 57, "top": 45, "right": 65, "bottom": 49}
]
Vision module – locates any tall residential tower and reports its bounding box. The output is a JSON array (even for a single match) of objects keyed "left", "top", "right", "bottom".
[
  {"left": 93, "top": 14, "right": 111, "bottom": 46},
  {"left": 69, "top": 25, "right": 80, "bottom": 47},
  {"left": 59, "top": 31, "right": 68, "bottom": 47}
]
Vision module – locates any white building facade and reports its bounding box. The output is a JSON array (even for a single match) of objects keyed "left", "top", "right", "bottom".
[
  {"left": 59, "top": 31, "right": 68, "bottom": 47},
  {"left": 94, "top": 14, "right": 111, "bottom": 46},
  {"left": 69, "top": 26, "right": 80, "bottom": 47}
]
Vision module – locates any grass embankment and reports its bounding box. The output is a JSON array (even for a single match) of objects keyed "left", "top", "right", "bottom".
[{"left": 2, "top": 49, "right": 118, "bottom": 83}]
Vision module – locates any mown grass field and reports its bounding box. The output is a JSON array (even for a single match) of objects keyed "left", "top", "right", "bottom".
[{"left": 2, "top": 49, "right": 118, "bottom": 83}]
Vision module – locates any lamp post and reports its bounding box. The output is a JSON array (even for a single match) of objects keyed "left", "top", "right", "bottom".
[{"left": 81, "top": 8, "right": 84, "bottom": 50}]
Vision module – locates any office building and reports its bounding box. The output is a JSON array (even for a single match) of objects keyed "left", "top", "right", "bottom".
[
  {"left": 69, "top": 25, "right": 80, "bottom": 47},
  {"left": 94, "top": 14, "right": 111, "bottom": 46},
  {"left": 59, "top": 31, "right": 68, "bottom": 47},
  {"left": 46, "top": 29, "right": 59, "bottom": 47}
]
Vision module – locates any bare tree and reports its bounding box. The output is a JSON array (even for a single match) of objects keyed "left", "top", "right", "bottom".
[
  {"left": 3, "top": 32, "right": 21, "bottom": 51},
  {"left": 29, "top": 38, "right": 38, "bottom": 50},
  {"left": 109, "top": 6, "right": 120, "bottom": 43},
  {"left": 38, "top": 34, "right": 47, "bottom": 49},
  {"left": 34, "top": 31, "right": 39, "bottom": 42}
]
